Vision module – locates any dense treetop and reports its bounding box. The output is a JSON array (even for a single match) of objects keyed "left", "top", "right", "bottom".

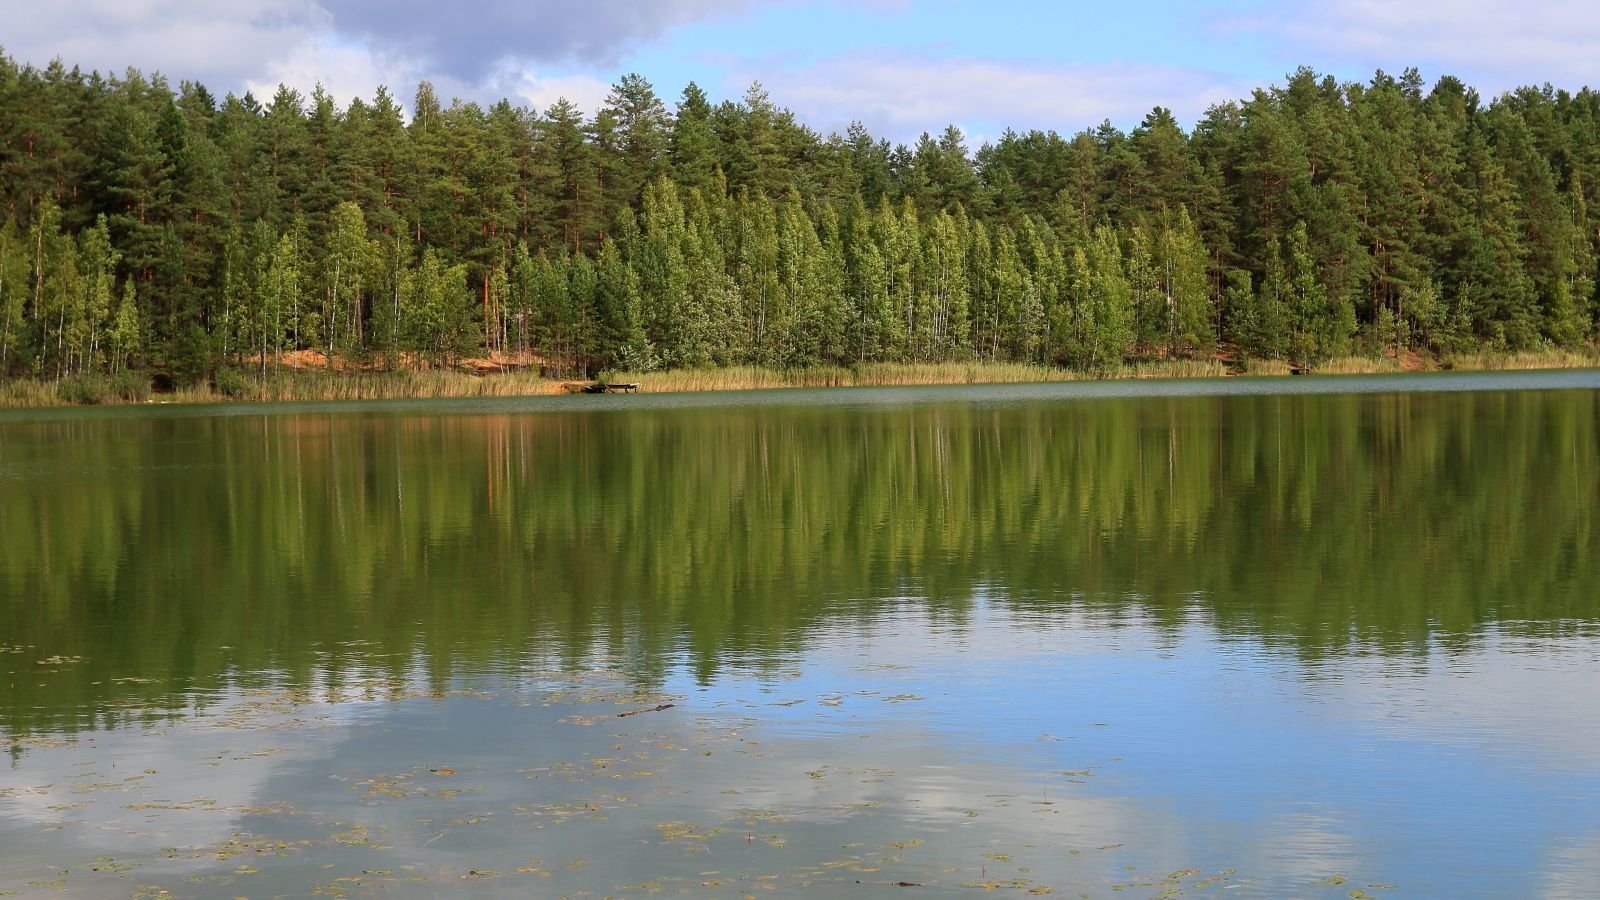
[{"left": 1, "top": 53, "right": 1596, "bottom": 381}]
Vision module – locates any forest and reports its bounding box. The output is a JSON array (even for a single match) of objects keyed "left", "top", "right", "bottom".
[{"left": 1, "top": 51, "right": 1598, "bottom": 388}]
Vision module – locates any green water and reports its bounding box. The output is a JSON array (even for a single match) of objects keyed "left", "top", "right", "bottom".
[{"left": 2, "top": 372, "right": 1599, "bottom": 897}]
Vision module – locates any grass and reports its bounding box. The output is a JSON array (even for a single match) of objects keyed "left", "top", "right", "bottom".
[
  {"left": 0, "top": 368, "right": 568, "bottom": 409},
  {"left": 1442, "top": 347, "right": 1600, "bottom": 371},
  {"left": 603, "top": 359, "right": 1229, "bottom": 393},
  {"left": 0, "top": 379, "right": 63, "bottom": 407},
  {"left": 1, "top": 347, "right": 1595, "bottom": 408},
  {"left": 202, "top": 369, "right": 568, "bottom": 403},
  {"left": 1241, "top": 358, "right": 1294, "bottom": 376},
  {"left": 0, "top": 371, "right": 152, "bottom": 407},
  {"left": 1307, "top": 355, "right": 1408, "bottom": 375},
  {"left": 1242, "top": 348, "right": 1600, "bottom": 376}
]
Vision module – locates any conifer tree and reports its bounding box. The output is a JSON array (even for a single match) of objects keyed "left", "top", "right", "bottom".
[{"left": 1, "top": 50, "right": 1598, "bottom": 383}]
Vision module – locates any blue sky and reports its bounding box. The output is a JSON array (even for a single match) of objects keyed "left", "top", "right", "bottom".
[{"left": 7, "top": 0, "right": 1600, "bottom": 144}]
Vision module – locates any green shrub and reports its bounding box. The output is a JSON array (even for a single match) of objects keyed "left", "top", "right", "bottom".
[
  {"left": 58, "top": 374, "right": 110, "bottom": 405},
  {"left": 110, "top": 370, "right": 151, "bottom": 402},
  {"left": 213, "top": 367, "right": 256, "bottom": 398}
]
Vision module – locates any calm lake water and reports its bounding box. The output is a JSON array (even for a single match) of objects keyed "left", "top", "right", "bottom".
[{"left": 3, "top": 371, "right": 1599, "bottom": 898}]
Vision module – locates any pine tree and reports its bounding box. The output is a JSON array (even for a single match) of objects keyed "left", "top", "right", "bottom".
[
  {"left": 394, "top": 248, "right": 469, "bottom": 366},
  {"left": 1079, "top": 225, "right": 1135, "bottom": 370},
  {"left": 1285, "top": 221, "right": 1353, "bottom": 364},
  {"left": 596, "top": 229, "right": 653, "bottom": 370},
  {"left": 636, "top": 178, "right": 691, "bottom": 366},
  {"left": 604, "top": 74, "right": 670, "bottom": 209},
  {"left": 1124, "top": 224, "right": 1162, "bottom": 354},
  {"left": 1159, "top": 207, "right": 1214, "bottom": 354},
  {"left": 1128, "top": 107, "right": 1196, "bottom": 221},
  {"left": 538, "top": 98, "right": 602, "bottom": 253},
  {"left": 3, "top": 48, "right": 1600, "bottom": 389},
  {"left": 669, "top": 83, "right": 720, "bottom": 194}
]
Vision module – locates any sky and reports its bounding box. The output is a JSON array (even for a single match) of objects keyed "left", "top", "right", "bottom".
[{"left": 5, "top": 0, "right": 1600, "bottom": 144}]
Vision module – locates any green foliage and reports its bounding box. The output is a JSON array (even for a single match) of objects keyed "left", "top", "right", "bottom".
[
  {"left": 57, "top": 373, "right": 111, "bottom": 405},
  {"left": 212, "top": 365, "right": 256, "bottom": 398},
  {"left": 400, "top": 249, "right": 478, "bottom": 366},
  {"left": 51, "top": 370, "right": 149, "bottom": 404},
  {"left": 109, "top": 368, "right": 152, "bottom": 402},
  {"left": 1, "top": 53, "right": 1598, "bottom": 387}
]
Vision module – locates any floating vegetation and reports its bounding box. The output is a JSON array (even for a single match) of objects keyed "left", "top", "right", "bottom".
[
  {"left": 656, "top": 821, "right": 729, "bottom": 844},
  {"left": 963, "top": 877, "right": 1033, "bottom": 891},
  {"left": 0, "top": 669, "right": 1364, "bottom": 899},
  {"left": 3, "top": 735, "right": 76, "bottom": 752}
]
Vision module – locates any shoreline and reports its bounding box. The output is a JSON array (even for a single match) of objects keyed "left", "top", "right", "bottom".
[{"left": 2, "top": 349, "right": 1598, "bottom": 410}]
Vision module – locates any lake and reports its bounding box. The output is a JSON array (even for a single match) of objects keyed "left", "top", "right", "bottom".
[{"left": 2, "top": 371, "right": 1599, "bottom": 898}]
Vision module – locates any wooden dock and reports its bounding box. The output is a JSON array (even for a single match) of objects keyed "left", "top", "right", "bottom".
[{"left": 561, "top": 381, "right": 641, "bottom": 394}]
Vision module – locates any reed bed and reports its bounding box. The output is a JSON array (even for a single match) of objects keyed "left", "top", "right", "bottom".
[
  {"left": 1115, "top": 359, "right": 1231, "bottom": 380},
  {"left": 3, "top": 348, "right": 1594, "bottom": 409},
  {"left": 0, "top": 379, "right": 67, "bottom": 408},
  {"left": 604, "top": 360, "right": 1228, "bottom": 393},
  {"left": 208, "top": 369, "right": 568, "bottom": 402},
  {"left": 1443, "top": 348, "right": 1600, "bottom": 371},
  {"left": 0, "top": 371, "right": 152, "bottom": 407},
  {"left": 1310, "top": 355, "right": 1409, "bottom": 375},
  {"left": 0, "top": 368, "right": 567, "bottom": 408}
]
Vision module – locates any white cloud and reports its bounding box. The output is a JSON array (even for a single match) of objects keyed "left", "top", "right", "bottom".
[
  {"left": 4, "top": 1, "right": 1252, "bottom": 135},
  {"left": 318, "top": 0, "right": 754, "bottom": 79},
  {"left": 4, "top": 0, "right": 753, "bottom": 111},
  {"left": 482, "top": 66, "right": 615, "bottom": 118},
  {"left": 1237, "top": 0, "right": 1600, "bottom": 89},
  {"left": 2, "top": 0, "right": 321, "bottom": 85},
  {"left": 739, "top": 54, "right": 1251, "bottom": 143},
  {"left": 246, "top": 35, "right": 434, "bottom": 107}
]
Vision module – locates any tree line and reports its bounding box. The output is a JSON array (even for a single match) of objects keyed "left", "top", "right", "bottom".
[{"left": 2, "top": 53, "right": 1597, "bottom": 382}]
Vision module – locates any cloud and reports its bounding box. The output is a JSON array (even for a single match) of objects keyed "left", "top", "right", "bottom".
[
  {"left": 4, "top": 0, "right": 755, "bottom": 109},
  {"left": 1235, "top": 0, "right": 1600, "bottom": 89},
  {"left": 1, "top": 0, "right": 320, "bottom": 85},
  {"left": 482, "top": 66, "right": 615, "bottom": 118},
  {"left": 317, "top": 0, "right": 753, "bottom": 79},
  {"left": 739, "top": 54, "right": 1251, "bottom": 144},
  {"left": 246, "top": 33, "right": 433, "bottom": 107}
]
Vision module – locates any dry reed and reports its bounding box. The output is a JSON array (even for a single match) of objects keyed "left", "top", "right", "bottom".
[
  {"left": 1312, "top": 355, "right": 1408, "bottom": 375},
  {"left": 3, "top": 348, "right": 1594, "bottom": 409},
  {"left": 603, "top": 360, "right": 1228, "bottom": 393},
  {"left": 1443, "top": 348, "right": 1600, "bottom": 371}
]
